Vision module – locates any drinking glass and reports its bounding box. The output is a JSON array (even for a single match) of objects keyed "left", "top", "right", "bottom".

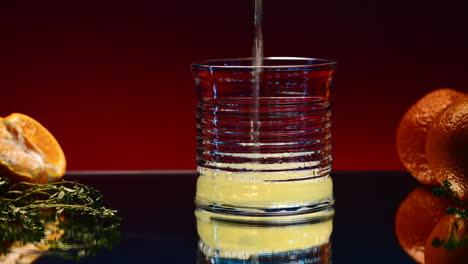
[{"left": 193, "top": 57, "right": 336, "bottom": 217}]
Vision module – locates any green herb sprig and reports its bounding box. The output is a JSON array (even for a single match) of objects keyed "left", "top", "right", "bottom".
[
  {"left": 0, "top": 177, "right": 120, "bottom": 259},
  {"left": 431, "top": 180, "right": 468, "bottom": 250},
  {"left": 0, "top": 177, "right": 120, "bottom": 231},
  {"left": 432, "top": 180, "right": 467, "bottom": 207}
]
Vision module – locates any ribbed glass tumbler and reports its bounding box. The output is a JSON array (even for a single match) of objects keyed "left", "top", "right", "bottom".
[{"left": 193, "top": 57, "right": 336, "bottom": 217}]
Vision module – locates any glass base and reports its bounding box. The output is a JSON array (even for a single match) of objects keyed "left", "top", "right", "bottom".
[
  {"left": 195, "top": 197, "right": 334, "bottom": 217},
  {"left": 197, "top": 241, "right": 332, "bottom": 264}
]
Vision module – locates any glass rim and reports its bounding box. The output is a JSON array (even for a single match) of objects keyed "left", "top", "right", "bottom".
[{"left": 191, "top": 57, "right": 336, "bottom": 71}]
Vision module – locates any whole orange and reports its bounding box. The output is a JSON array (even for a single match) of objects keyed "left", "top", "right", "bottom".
[
  {"left": 396, "top": 88, "right": 465, "bottom": 185},
  {"left": 427, "top": 97, "right": 468, "bottom": 201}
]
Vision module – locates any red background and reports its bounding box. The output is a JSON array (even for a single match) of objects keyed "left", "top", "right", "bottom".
[{"left": 1, "top": 0, "right": 468, "bottom": 171}]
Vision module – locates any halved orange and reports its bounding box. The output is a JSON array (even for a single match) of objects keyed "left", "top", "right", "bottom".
[{"left": 0, "top": 113, "right": 66, "bottom": 184}]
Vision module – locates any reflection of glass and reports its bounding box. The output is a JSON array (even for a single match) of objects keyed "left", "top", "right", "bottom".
[
  {"left": 0, "top": 217, "right": 120, "bottom": 263},
  {"left": 195, "top": 208, "right": 333, "bottom": 263},
  {"left": 192, "top": 58, "right": 336, "bottom": 216}
]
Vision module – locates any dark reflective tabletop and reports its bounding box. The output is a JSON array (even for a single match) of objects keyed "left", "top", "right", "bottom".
[{"left": 9, "top": 171, "right": 418, "bottom": 263}]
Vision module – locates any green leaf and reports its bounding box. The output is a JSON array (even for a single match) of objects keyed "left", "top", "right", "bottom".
[
  {"left": 446, "top": 207, "right": 458, "bottom": 215},
  {"left": 433, "top": 188, "right": 444, "bottom": 197},
  {"left": 432, "top": 237, "right": 443, "bottom": 248},
  {"left": 432, "top": 182, "right": 468, "bottom": 251}
]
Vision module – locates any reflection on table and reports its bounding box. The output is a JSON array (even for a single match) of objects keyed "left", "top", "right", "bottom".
[
  {"left": 0, "top": 171, "right": 423, "bottom": 263},
  {"left": 195, "top": 208, "right": 334, "bottom": 264},
  {"left": 0, "top": 216, "right": 120, "bottom": 264}
]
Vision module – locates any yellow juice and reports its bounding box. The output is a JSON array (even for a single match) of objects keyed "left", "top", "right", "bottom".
[{"left": 196, "top": 166, "right": 333, "bottom": 210}]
